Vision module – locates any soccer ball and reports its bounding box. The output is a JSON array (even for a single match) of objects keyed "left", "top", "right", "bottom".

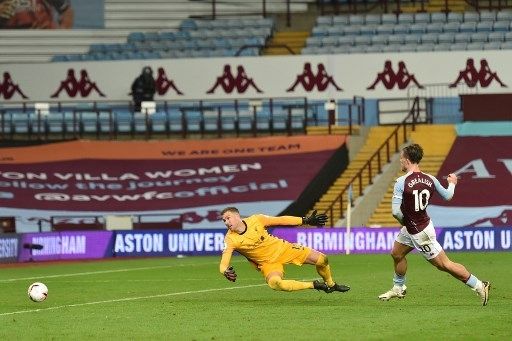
[{"left": 28, "top": 282, "right": 48, "bottom": 302}]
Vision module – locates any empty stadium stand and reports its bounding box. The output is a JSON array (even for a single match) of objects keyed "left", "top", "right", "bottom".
[
  {"left": 0, "top": 0, "right": 316, "bottom": 63},
  {"left": 53, "top": 18, "right": 275, "bottom": 62},
  {"left": 304, "top": 10, "right": 512, "bottom": 54}
]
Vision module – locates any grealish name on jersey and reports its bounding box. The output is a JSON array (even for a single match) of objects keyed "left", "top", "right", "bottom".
[{"left": 408, "top": 177, "right": 432, "bottom": 188}]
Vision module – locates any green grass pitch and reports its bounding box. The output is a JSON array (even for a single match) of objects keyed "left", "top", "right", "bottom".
[{"left": 1, "top": 252, "right": 510, "bottom": 340}]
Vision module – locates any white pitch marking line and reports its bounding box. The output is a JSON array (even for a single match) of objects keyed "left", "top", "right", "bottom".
[
  {"left": 0, "top": 283, "right": 267, "bottom": 317},
  {"left": 0, "top": 260, "right": 243, "bottom": 283}
]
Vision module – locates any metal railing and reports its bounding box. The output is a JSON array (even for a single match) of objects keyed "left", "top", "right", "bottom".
[
  {"left": 322, "top": 96, "right": 422, "bottom": 225},
  {"left": 468, "top": 0, "right": 512, "bottom": 10},
  {"left": 0, "top": 97, "right": 366, "bottom": 142},
  {"left": 318, "top": 0, "right": 512, "bottom": 15}
]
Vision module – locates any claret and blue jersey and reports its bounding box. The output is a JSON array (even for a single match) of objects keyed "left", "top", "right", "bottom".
[{"left": 392, "top": 171, "right": 455, "bottom": 234}]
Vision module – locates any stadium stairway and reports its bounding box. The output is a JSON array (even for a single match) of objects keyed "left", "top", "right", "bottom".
[
  {"left": 263, "top": 31, "right": 309, "bottom": 55},
  {"left": 310, "top": 125, "right": 398, "bottom": 226},
  {"left": 367, "top": 124, "right": 456, "bottom": 227}
]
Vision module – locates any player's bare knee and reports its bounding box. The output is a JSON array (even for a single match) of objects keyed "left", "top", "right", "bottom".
[
  {"left": 390, "top": 251, "right": 404, "bottom": 262},
  {"left": 267, "top": 276, "right": 284, "bottom": 291}
]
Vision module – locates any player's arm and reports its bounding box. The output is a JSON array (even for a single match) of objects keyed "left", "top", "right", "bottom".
[
  {"left": 219, "top": 239, "right": 237, "bottom": 282},
  {"left": 256, "top": 211, "right": 327, "bottom": 227},
  {"left": 391, "top": 178, "right": 405, "bottom": 226},
  {"left": 256, "top": 214, "right": 302, "bottom": 227},
  {"left": 430, "top": 174, "right": 456, "bottom": 201}
]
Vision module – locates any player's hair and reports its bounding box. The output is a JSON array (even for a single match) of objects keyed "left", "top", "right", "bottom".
[
  {"left": 221, "top": 207, "right": 239, "bottom": 216},
  {"left": 402, "top": 144, "right": 423, "bottom": 164}
]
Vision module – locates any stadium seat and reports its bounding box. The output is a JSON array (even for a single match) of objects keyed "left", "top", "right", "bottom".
[
  {"left": 483, "top": 41, "right": 501, "bottom": 50},
  {"left": 365, "top": 45, "right": 382, "bottom": 53},
  {"left": 365, "top": 14, "right": 381, "bottom": 26},
  {"left": 476, "top": 21, "right": 493, "bottom": 32},
  {"left": 327, "top": 26, "right": 344, "bottom": 35},
  {"left": 500, "top": 41, "right": 512, "bottom": 49},
  {"left": 399, "top": 45, "right": 416, "bottom": 52},
  {"left": 481, "top": 10, "right": 498, "bottom": 22},
  {"left": 416, "top": 44, "right": 435, "bottom": 52},
  {"left": 371, "top": 35, "right": 387, "bottom": 45},
  {"left": 471, "top": 32, "right": 489, "bottom": 43},
  {"left": 359, "top": 25, "right": 377, "bottom": 35},
  {"left": 454, "top": 33, "right": 471, "bottom": 43},
  {"left": 382, "top": 44, "right": 400, "bottom": 53},
  {"left": 387, "top": 34, "right": 405, "bottom": 45},
  {"left": 431, "top": 12, "right": 447, "bottom": 24},
  {"left": 488, "top": 31, "right": 505, "bottom": 42},
  {"left": 447, "top": 12, "right": 463, "bottom": 23},
  {"left": 332, "top": 15, "right": 349, "bottom": 25},
  {"left": 414, "top": 13, "right": 430, "bottom": 24},
  {"left": 496, "top": 11, "right": 512, "bottom": 22},
  {"left": 409, "top": 23, "right": 427, "bottom": 34},
  {"left": 492, "top": 21, "right": 510, "bottom": 32},
  {"left": 434, "top": 44, "right": 451, "bottom": 51},
  {"left": 322, "top": 36, "right": 339, "bottom": 46},
  {"left": 421, "top": 33, "right": 438, "bottom": 44},
  {"left": 381, "top": 13, "right": 397, "bottom": 25},
  {"left": 426, "top": 23, "right": 443, "bottom": 34},
  {"left": 354, "top": 35, "right": 372, "bottom": 45},
  {"left": 466, "top": 42, "right": 484, "bottom": 51},
  {"left": 393, "top": 24, "right": 410, "bottom": 35},
  {"left": 338, "top": 36, "right": 355, "bottom": 46},
  {"left": 450, "top": 42, "right": 467, "bottom": 51},
  {"left": 463, "top": 12, "right": 479, "bottom": 24},
  {"left": 438, "top": 33, "right": 455, "bottom": 44},
  {"left": 343, "top": 25, "right": 361, "bottom": 35},
  {"left": 348, "top": 14, "right": 365, "bottom": 25},
  {"left": 404, "top": 34, "right": 421, "bottom": 44},
  {"left": 443, "top": 22, "right": 461, "bottom": 33},
  {"left": 397, "top": 13, "right": 414, "bottom": 24},
  {"left": 459, "top": 22, "right": 477, "bottom": 33},
  {"left": 316, "top": 16, "right": 332, "bottom": 26},
  {"left": 376, "top": 25, "right": 394, "bottom": 35}
]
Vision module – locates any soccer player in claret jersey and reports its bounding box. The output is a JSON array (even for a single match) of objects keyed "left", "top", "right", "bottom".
[
  {"left": 378, "top": 144, "right": 490, "bottom": 305},
  {"left": 219, "top": 207, "right": 350, "bottom": 294}
]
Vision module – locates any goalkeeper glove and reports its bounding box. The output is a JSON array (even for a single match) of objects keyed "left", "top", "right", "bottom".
[
  {"left": 223, "top": 266, "right": 237, "bottom": 282},
  {"left": 302, "top": 210, "right": 328, "bottom": 226}
]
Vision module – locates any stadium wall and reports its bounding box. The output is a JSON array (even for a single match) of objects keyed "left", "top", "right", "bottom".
[
  {"left": 2, "top": 227, "right": 511, "bottom": 263},
  {"left": 2, "top": 51, "right": 512, "bottom": 103}
]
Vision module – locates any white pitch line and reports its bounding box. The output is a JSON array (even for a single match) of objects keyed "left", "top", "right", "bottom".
[
  {"left": 0, "top": 283, "right": 267, "bottom": 317},
  {"left": 0, "top": 260, "right": 241, "bottom": 283}
]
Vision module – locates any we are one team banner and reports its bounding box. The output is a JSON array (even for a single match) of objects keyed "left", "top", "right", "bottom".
[
  {"left": 0, "top": 136, "right": 345, "bottom": 231},
  {"left": 2, "top": 227, "right": 511, "bottom": 263}
]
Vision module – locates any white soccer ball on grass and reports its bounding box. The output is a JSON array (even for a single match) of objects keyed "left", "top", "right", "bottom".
[{"left": 28, "top": 282, "right": 48, "bottom": 302}]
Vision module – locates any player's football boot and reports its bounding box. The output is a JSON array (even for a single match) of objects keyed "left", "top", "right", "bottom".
[
  {"left": 325, "top": 282, "right": 350, "bottom": 293},
  {"left": 313, "top": 280, "right": 328, "bottom": 292},
  {"left": 475, "top": 281, "right": 491, "bottom": 306},
  {"left": 378, "top": 285, "right": 407, "bottom": 301}
]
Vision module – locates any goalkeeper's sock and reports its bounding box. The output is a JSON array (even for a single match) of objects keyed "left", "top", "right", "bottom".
[
  {"left": 393, "top": 273, "right": 406, "bottom": 288},
  {"left": 267, "top": 277, "right": 313, "bottom": 291},
  {"left": 315, "top": 254, "right": 335, "bottom": 287}
]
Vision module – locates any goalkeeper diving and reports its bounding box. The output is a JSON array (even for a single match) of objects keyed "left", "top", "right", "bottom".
[{"left": 219, "top": 207, "right": 350, "bottom": 293}]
